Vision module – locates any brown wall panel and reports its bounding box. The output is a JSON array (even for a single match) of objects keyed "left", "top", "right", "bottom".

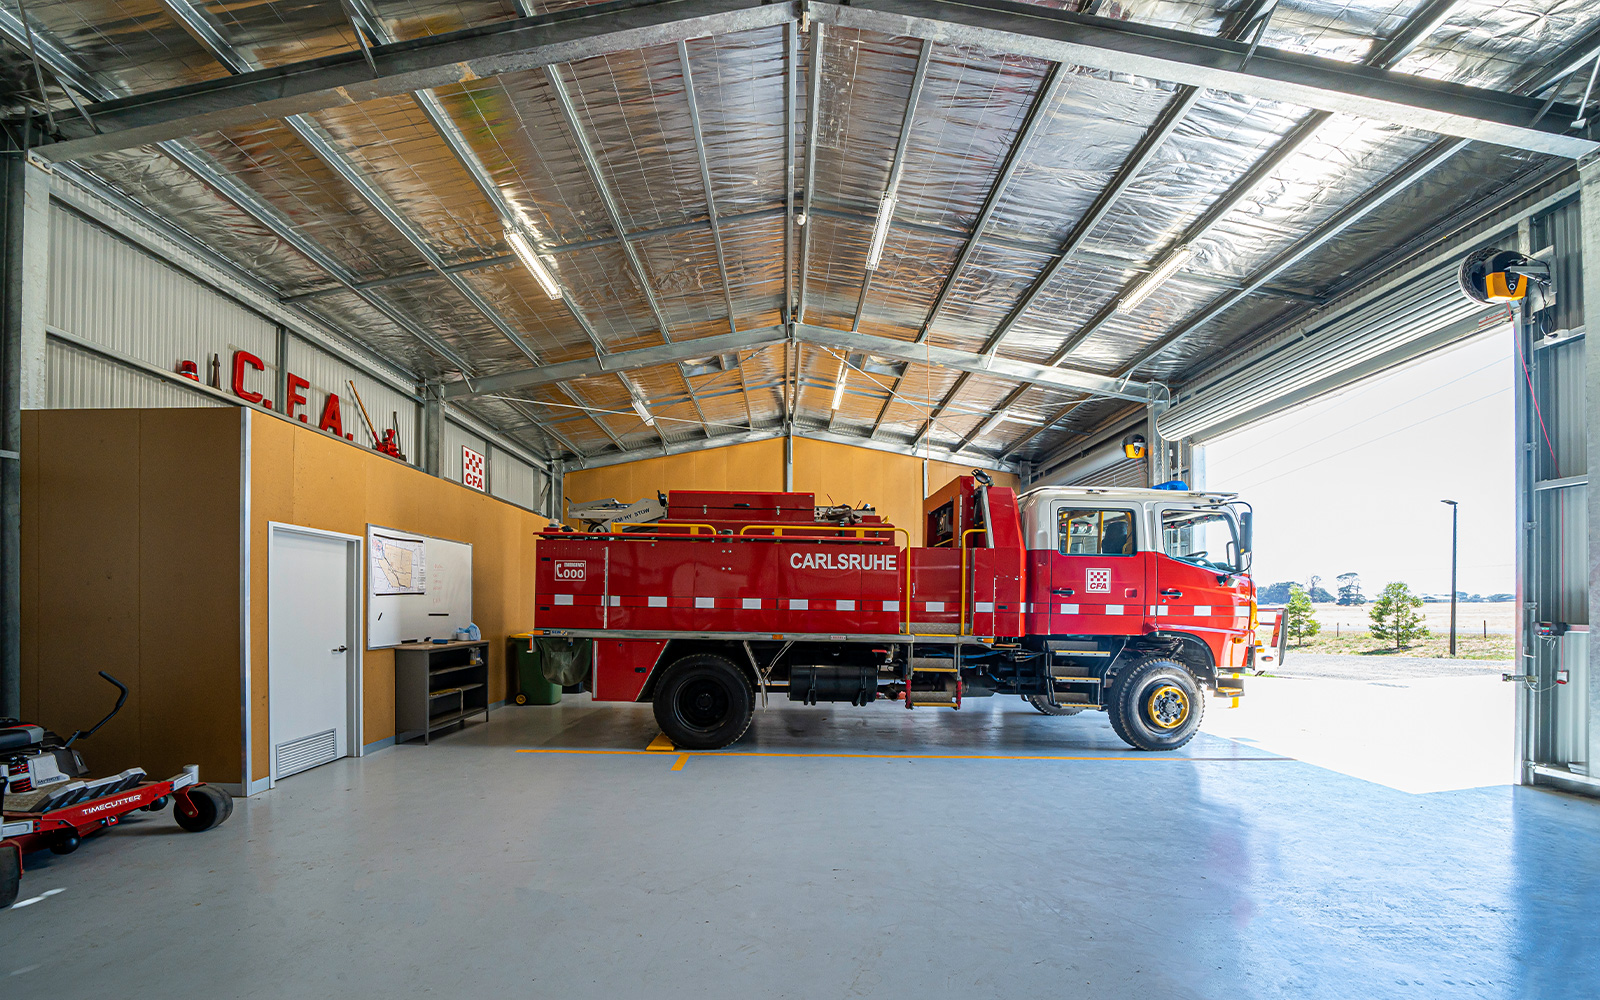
[
  {"left": 21, "top": 409, "right": 242, "bottom": 783},
  {"left": 136, "top": 409, "right": 242, "bottom": 782}
]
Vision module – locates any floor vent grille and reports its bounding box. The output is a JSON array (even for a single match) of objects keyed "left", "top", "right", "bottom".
[{"left": 276, "top": 729, "right": 338, "bottom": 778}]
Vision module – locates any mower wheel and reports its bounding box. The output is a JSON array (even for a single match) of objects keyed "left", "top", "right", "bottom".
[
  {"left": 1, "top": 847, "right": 19, "bottom": 909},
  {"left": 146, "top": 796, "right": 169, "bottom": 811},
  {"left": 49, "top": 833, "right": 80, "bottom": 855},
  {"left": 174, "top": 785, "right": 233, "bottom": 833},
  {"left": 514, "top": 692, "right": 528, "bottom": 705}
]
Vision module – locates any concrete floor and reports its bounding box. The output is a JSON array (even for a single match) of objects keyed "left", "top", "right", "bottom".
[{"left": 5, "top": 695, "right": 1598, "bottom": 999}]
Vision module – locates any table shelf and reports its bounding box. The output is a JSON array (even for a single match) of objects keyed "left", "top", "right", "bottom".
[{"left": 395, "top": 640, "right": 491, "bottom": 745}]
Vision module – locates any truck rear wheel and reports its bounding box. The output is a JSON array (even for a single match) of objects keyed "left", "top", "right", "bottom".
[
  {"left": 652, "top": 653, "right": 754, "bottom": 750},
  {"left": 1023, "top": 694, "right": 1083, "bottom": 716},
  {"left": 1106, "top": 657, "right": 1204, "bottom": 751}
]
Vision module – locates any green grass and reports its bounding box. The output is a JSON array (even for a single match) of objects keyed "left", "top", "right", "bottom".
[{"left": 1284, "top": 628, "right": 1514, "bottom": 660}]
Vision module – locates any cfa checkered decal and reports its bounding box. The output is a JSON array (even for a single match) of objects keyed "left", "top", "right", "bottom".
[{"left": 1085, "top": 567, "right": 1112, "bottom": 593}]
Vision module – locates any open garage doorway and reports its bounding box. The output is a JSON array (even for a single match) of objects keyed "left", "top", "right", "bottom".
[{"left": 1195, "top": 328, "right": 1517, "bottom": 794}]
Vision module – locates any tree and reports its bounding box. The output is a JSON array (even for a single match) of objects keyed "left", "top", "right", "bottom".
[
  {"left": 1259, "top": 581, "right": 1296, "bottom": 604},
  {"left": 1336, "top": 572, "right": 1365, "bottom": 606},
  {"left": 1369, "top": 582, "right": 1429, "bottom": 650},
  {"left": 1283, "top": 584, "right": 1321, "bottom": 647}
]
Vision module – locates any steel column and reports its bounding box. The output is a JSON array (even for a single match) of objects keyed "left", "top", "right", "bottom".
[{"left": 1581, "top": 154, "right": 1600, "bottom": 781}]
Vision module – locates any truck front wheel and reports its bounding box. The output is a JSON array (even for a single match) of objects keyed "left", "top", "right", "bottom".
[
  {"left": 652, "top": 654, "right": 755, "bottom": 750},
  {"left": 1106, "top": 658, "right": 1204, "bottom": 751}
]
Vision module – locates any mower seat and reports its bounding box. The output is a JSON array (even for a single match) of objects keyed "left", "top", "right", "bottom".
[{"left": 0, "top": 724, "right": 44, "bottom": 752}]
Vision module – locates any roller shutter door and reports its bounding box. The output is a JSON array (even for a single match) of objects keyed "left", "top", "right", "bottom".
[{"left": 1157, "top": 260, "right": 1500, "bottom": 442}]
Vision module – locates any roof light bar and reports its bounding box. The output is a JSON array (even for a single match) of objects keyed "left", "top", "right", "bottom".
[
  {"left": 1118, "top": 244, "right": 1194, "bottom": 313},
  {"left": 505, "top": 227, "right": 562, "bottom": 300},
  {"left": 864, "top": 195, "right": 897, "bottom": 271},
  {"left": 831, "top": 360, "right": 849, "bottom": 411}
]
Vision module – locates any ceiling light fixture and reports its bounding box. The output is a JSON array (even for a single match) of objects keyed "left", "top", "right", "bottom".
[
  {"left": 831, "top": 360, "right": 849, "bottom": 411},
  {"left": 864, "top": 194, "right": 897, "bottom": 271},
  {"left": 631, "top": 397, "right": 656, "bottom": 427},
  {"left": 1118, "top": 245, "right": 1194, "bottom": 313},
  {"left": 505, "top": 226, "right": 562, "bottom": 300}
]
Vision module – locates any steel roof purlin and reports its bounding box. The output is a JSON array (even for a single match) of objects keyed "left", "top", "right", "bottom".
[{"left": 23, "top": 0, "right": 1599, "bottom": 164}]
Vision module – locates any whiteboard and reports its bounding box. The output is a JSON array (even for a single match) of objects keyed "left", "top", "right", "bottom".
[{"left": 366, "top": 525, "right": 473, "bottom": 649}]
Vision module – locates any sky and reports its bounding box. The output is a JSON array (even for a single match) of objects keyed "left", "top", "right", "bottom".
[{"left": 1201, "top": 326, "right": 1515, "bottom": 598}]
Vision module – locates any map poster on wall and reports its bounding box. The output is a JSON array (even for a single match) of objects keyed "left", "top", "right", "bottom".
[{"left": 371, "top": 533, "right": 426, "bottom": 595}]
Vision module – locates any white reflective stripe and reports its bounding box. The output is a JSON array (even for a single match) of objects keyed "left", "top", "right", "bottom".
[
  {"left": 1193, "top": 605, "right": 1211, "bottom": 617},
  {"left": 1058, "top": 603, "right": 1079, "bottom": 614},
  {"left": 742, "top": 598, "right": 761, "bottom": 609},
  {"left": 695, "top": 597, "right": 714, "bottom": 609},
  {"left": 882, "top": 601, "right": 899, "bottom": 612},
  {"left": 648, "top": 596, "right": 668, "bottom": 608},
  {"left": 836, "top": 599, "right": 856, "bottom": 611},
  {"left": 1105, "top": 604, "right": 1124, "bottom": 615},
  {"left": 974, "top": 602, "right": 995, "bottom": 613},
  {"left": 553, "top": 594, "right": 573, "bottom": 606},
  {"left": 789, "top": 599, "right": 808, "bottom": 610},
  {"left": 924, "top": 601, "right": 945, "bottom": 612},
  {"left": 609, "top": 595, "right": 621, "bottom": 607},
  {"left": 1150, "top": 605, "right": 1169, "bottom": 616}
]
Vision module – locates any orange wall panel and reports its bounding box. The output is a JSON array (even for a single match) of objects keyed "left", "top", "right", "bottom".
[
  {"left": 563, "top": 437, "right": 1017, "bottom": 545},
  {"left": 249, "top": 413, "right": 548, "bottom": 781}
]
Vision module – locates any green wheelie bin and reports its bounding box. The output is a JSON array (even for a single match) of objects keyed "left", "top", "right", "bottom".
[{"left": 509, "top": 633, "right": 563, "bottom": 705}]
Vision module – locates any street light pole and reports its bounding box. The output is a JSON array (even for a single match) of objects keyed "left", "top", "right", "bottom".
[{"left": 1441, "top": 499, "right": 1458, "bottom": 656}]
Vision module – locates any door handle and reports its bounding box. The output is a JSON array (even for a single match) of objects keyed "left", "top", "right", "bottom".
[
  {"left": 1052, "top": 587, "right": 1075, "bottom": 595},
  {"left": 332, "top": 645, "right": 348, "bottom": 653},
  {"left": 1160, "top": 589, "right": 1182, "bottom": 598}
]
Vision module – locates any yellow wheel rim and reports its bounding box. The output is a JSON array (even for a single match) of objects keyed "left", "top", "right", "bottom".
[{"left": 1146, "top": 685, "right": 1190, "bottom": 729}]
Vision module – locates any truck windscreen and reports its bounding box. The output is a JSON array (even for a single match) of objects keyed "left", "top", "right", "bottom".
[{"left": 1160, "top": 509, "right": 1242, "bottom": 573}]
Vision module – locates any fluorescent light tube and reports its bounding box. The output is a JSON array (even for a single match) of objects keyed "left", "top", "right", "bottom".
[
  {"left": 831, "top": 361, "right": 848, "bottom": 411},
  {"left": 631, "top": 397, "right": 655, "bottom": 427},
  {"left": 505, "top": 227, "right": 562, "bottom": 300},
  {"left": 1119, "top": 244, "right": 1193, "bottom": 313},
  {"left": 864, "top": 195, "right": 896, "bottom": 271}
]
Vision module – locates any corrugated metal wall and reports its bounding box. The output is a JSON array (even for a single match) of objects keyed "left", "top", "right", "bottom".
[
  {"left": 285, "top": 338, "right": 416, "bottom": 458},
  {"left": 39, "top": 183, "right": 554, "bottom": 518},
  {"left": 47, "top": 339, "right": 228, "bottom": 409},
  {"left": 49, "top": 206, "right": 280, "bottom": 387},
  {"left": 1070, "top": 457, "right": 1147, "bottom": 489},
  {"left": 442, "top": 420, "right": 488, "bottom": 486},
  {"left": 490, "top": 450, "right": 546, "bottom": 514}
]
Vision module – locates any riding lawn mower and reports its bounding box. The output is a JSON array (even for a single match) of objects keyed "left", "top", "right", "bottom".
[{"left": 2, "top": 672, "right": 233, "bottom": 908}]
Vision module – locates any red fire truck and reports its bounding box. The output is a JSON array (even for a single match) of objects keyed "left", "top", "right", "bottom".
[{"left": 533, "top": 474, "right": 1257, "bottom": 752}]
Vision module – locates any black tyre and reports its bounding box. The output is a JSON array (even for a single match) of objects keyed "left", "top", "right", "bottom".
[
  {"left": 1023, "top": 694, "right": 1084, "bottom": 717},
  {"left": 174, "top": 785, "right": 232, "bottom": 832},
  {"left": 651, "top": 654, "right": 755, "bottom": 750},
  {"left": 49, "top": 833, "right": 80, "bottom": 855},
  {"left": 1105, "top": 657, "right": 1204, "bottom": 751},
  {"left": 1, "top": 848, "right": 20, "bottom": 909}
]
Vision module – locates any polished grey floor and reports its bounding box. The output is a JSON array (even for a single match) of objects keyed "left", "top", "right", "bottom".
[{"left": 5, "top": 695, "right": 1597, "bottom": 999}]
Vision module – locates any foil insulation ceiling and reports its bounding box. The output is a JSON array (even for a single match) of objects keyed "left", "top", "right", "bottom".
[{"left": 2, "top": 0, "right": 1595, "bottom": 468}]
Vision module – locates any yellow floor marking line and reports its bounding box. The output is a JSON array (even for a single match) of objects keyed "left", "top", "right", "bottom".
[
  {"left": 516, "top": 748, "right": 1291, "bottom": 763},
  {"left": 645, "top": 732, "right": 677, "bottom": 752},
  {"left": 671, "top": 753, "right": 688, "bottom": 771}
]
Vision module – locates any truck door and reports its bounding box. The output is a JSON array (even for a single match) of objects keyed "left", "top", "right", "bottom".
[
  {"left": 1048, "top": 504, "right": 1148, "bottom": 636},
  {"left": 1151, "top": 505, "right": 1252, "bottom": 667}
]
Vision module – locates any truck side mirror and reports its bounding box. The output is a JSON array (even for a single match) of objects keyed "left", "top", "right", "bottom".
[{"left": 1239, "top": 511, "right": 1253, "bottom": 554}]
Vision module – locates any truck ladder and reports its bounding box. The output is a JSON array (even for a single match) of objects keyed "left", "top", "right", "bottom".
[
  {"left": 1046, "top": 653, "right": 1103, "bottom": 711},
  {"left": 905, "top": 654, "right": 962, "bottom": 710}
]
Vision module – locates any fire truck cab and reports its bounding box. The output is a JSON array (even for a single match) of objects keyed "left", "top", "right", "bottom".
[{"left": 533, "top": 476, "right": 1257, "bottom": 753}]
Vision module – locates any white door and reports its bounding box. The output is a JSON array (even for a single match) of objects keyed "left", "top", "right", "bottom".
[{"left": 269, "top": 529, "right": 354, "bottom": 780}]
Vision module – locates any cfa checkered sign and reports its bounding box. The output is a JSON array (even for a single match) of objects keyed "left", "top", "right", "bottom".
[
  {"left": 462, "top": 446, "right": 486, "bottom": 492},
  {"left": 1086, "top": 567, "right": 1112, "bottom": 593}
]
